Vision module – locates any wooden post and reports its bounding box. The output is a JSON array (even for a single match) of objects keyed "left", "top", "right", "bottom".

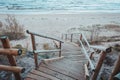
[
  {"left": 61, "top": 34, "right": 63, "bottom": 39},
  {"left": 80, "top": 34, "right": 82, "bottom": 40},
  {"left": 30, "top": 34, "right": 38, "bottom": 69},
  {"left": 92, "top": 51, "right": 107, "bottom": 80},
  {"left": 71, "top": 34, "right": 73, "bottom": 42},
  {"left": 65, "top": 34, "right": 67, "bottom": 40},
  {"left": 0, "top": 36, "right": 21, "bottom": 80},
  {"left": 59, "top": 42, "right": 62, "bottom": 57},
  {"left": 109, "top": 55, "right": 120, "bottom": 80}
]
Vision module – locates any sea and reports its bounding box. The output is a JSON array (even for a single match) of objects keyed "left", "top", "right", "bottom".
[{"left": 0, "top": 0, "right": 120, "bottom": 14}]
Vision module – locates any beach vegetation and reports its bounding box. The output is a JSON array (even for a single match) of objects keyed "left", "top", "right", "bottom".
[
  {"left": 13, "top": 44, "right": 27, "bottom": 56},
  {"left": 39, "top": 43, "right": 55, "bottom": 59},
  {"left": 1, "top": 15, "right": 25, "bottom": 40}
]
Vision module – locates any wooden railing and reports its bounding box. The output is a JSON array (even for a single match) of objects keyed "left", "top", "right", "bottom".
[
  {"left": 26, "top": 30, "right": 64, "bottom": 69},
  {"left": 63, "top": 33, "right": 112, "bottom": 80},
  {"left": 109, "top": 55, "right": 120, "bottom": 80},
  {"left": 0, "top": 36, "right": 25, "bottom": 80}
]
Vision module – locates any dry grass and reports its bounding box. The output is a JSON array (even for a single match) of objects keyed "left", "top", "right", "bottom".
[
  {"left": 41, "top": 43, "right": 55, "bottom": 59},
  {"left": 13, "top": 44, "right": 27, "bottom": 56},
  {"left": 1, "top": 15, "right": 25, "bottom": 40},
  {"left": 43, "top": 43, "right": 51, "bottom": 50}
]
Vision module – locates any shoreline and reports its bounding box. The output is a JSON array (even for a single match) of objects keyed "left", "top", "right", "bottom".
[{"left": 0, "top": 10, "right": 120, "bottom": 15}]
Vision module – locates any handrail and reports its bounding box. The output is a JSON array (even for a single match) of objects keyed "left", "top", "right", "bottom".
[
  {"left": 34, "top": 49, "right": 61, "bottom": 53},
  {"left": 0, "top": 36, "right": 23, "bottom": 80},
  {"left": 26, "top": 30, "right": 64, "bottom": 69},
  {"left": 79, "top": 39, "right": 95, "bottom": 71},
  {"left": 26, "top": 30, "right": 64, "bottom": 43},
  {"left": 81, "top": 32, "right": 90, "bottom": 48},
  {"left": 0, "top": 48, "right": 22, "bottom": 56},
  {"left": 63, "top": 32, "right": 90, "bottom": 48},
  {"left": 63, "top": 32, "right": 112, "bottom": 80}
]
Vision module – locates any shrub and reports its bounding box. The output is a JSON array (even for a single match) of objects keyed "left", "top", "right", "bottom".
[
  {"left": 41, "top": 43, "right": 55, "bottom": 59},
  {"left": 2, "top": 15, "right": 25, "bottom": 40},
  {"left": 43, "top": 43, "right": 50, "bottom": 50},
  {"left": 13, "top": 44, "right": 27, "bottom": 56}
]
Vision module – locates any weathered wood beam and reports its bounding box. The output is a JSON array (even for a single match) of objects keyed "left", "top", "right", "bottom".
[
  {"left": 70, "top": 34, "right": 73, "bottom": 42},
  {"left": 109, "top": 55, "right": 120, "bottom": 80},
  {"left": 0, "top": 48, "right": 22, "bottom": 56},
  {"left": 59, "top": 42, "right": 62, "bottom": 57},
  {"left": 0, "top": 36, "right": 22, "bottom": 80},
  {"left": 0, "top": 65, "right": 25, "bottom": 73},
  {"left": 65, "top": 34, "right": 67, "bottom": 40},
  {"left": 30, "top": 34, "right": 38, "bottom": 69},
  {"left": 92, "top": 51, "right": 107, "bottom": 80}
]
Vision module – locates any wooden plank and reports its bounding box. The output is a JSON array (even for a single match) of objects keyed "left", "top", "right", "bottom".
[
  {"left": 27, "top": 73, "right": 50, "bottom": 80},
  {"left": 25, "top": 78, "right": 35, "bottom": 80},
  {"left": 42, "top": 56, "right": 64, "bottom": 64},
  {"left": 30, "top": 70, "right": 60, "bottom": 80},
  {"left": 41, "top": 63, "right": 82, "bottom": 80},
  {"left": 48, "top": 58, "right": 84, "bottom": 74},
  {"left": 38, "top": 66, "right": 75, "bottom": 80},
  {"left": 70, "top": 34, "right": 73, "bottom": 42}
]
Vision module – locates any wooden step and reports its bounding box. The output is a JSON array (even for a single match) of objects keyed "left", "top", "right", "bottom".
[
  {"left": 26, "top": 73, "right": 50, "bottom": 80},
  {"left": 41, "top": 63, "right": 84, "bottom": 80},
  {"left": 30, "top": 70, "right": 60, "bottom": 80},
  {"left": 42, "top": 56, "right": 64, "bottom": 64},
  {"left": 38, "top": 66, "right": 75, "bottom": 80}
]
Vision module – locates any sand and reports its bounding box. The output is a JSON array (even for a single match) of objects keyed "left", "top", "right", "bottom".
[
  {"left": 0, "top": 12, "right": 120, "bottom": 35},
  {"left": 0, "top": 12, "right": 120, "bottom": 49}
]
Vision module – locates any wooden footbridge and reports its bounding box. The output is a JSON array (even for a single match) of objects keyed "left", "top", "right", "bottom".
[{"left": 0, "top": 30, "right": 120, "bottom": 80}]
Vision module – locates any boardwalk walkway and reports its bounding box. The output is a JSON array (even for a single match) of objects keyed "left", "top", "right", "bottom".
[{"left": 25, "top": 42, "right": 87, "bottom": 80}]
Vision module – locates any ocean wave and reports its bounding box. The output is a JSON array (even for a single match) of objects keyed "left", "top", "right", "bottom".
[{"left": 0, "top": 0, "right": 120, "bottom": 12}]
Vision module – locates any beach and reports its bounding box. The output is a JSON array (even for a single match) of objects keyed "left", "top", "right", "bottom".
[
  {"left": 0, "top": 12, "right": 120, "bottom": 49},
  {"left": 1, "top": 12, "right": 120, "bottom": 35}
]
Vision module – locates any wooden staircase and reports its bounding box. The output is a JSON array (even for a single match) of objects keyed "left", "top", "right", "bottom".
[
  {"left": 0, "top": 30, "right": 119, "bottom": 80},
  {"left": 25, "top": 42, "right": 86, "bottom": 80}
]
